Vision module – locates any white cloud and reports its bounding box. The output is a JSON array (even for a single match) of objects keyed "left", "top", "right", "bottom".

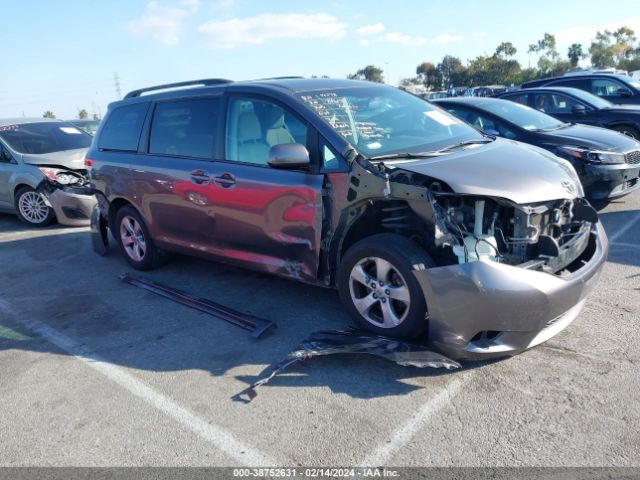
[
  {"left": 554, "top": 16, "right": 640, "bottom": 49},
  {"left": 355, "top": 23, "right": 384, "bottom": 36},
  {"left": 381, "top": 31, "right": 461, "bottom": 47},
  {"left": 128, "top": 0, "right": 200, "bottom": 46},
  {"left": 384, "top": 32, "right": 427, "bottom": 46},
  {"left": 434, "top": 33, "right": 463, "bottom": 44},
  {"left": 198, "top": 13, "right": 347, "bottom": 48},
  {"left": 359, "top": 39, "right": 370, "bottom": 46},
  {"left": 212, "top": 0, "right": 234, "bottom": 10}
]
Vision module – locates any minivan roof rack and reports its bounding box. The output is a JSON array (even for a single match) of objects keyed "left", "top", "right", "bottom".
[{"left": 124, "top": 78, "right": 233, "bottom": 98}]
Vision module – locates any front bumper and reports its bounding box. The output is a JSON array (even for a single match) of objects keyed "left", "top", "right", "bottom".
[
  {"left": 415, "top": 222, "right": 608, "bottom": 360},
  {"left": 45, "top": 187, "right": 97, "bottom": 226},
  {"left": 583, "top": 164, "right": 640, "bottom": 200}
]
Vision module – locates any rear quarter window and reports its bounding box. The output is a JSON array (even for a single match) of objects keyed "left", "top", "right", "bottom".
[
  {"left": 149, "top": 97, "right": 220, "bottom": 159},
  {"left": 98, "top": 103, "right": 149, "bottom": 152}
]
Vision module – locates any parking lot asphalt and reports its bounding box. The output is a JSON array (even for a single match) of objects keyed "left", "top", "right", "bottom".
[{"left": 1, "top": 193, "right": 639, "bottom": 467}]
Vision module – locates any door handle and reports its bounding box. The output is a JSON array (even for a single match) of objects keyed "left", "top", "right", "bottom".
[
  {"left": 213, "top": 172, "right": 236, "bottom": 188},
  {"left": 190, "top": 170, "right": 210, "bottom": 184}
]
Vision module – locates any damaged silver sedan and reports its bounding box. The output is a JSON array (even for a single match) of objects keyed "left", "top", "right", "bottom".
[
  {"left": 88, "top": 78, "right": 607, "bottom": 360},
  {"left": 0, "top": 119, "right": 96, "bottom": 226}
]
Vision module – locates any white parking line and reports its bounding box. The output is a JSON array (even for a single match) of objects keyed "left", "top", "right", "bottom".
[
  {"left": 608, "top": 213, "right": 640, "bottom": 244},
  {"left": 0, "top": 298, "right": 276, "bottom": 466},
  {"left": 358, "top": 375, "right": 471, "bottom": 467}
]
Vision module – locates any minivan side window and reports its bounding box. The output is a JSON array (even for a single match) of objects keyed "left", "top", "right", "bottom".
[
  {"left": 503, "top": 93, "right": 529, "bottom": 106},
  {"left": 549, "top": 78, "right": 590, "bottom": 90},
  {"left": 149, "top": 98, "right": 220, "bottom": 159},
  {"left": 225, "top": 97, "right": 308, "bottom": 165},
  {"left": 592, "top": 78, "right": 628, "bottom": 97},
  {"left": 98, "top": 103, "right": 149, "bottom": 152}
]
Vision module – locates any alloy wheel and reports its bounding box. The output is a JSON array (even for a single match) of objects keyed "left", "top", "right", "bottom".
[
  {"left": 348, "top": 256, "right": 411, "bottom": 328},
  {"left": 18, "top": 191, "right": 50, "bottom": 224},
  {"left": 120, "top": 216, "right": 147, "bottom": 262}
]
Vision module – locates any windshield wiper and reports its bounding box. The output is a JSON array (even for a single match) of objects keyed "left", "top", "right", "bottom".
[
  {"left": 533, "top": 123, "right": 571, "bottom": 132},
  {"left": 369, "top": 152, "right": 439, "bottom": 161},
  {"left": 433, "top": 138, "right": 493, "bottom": 153}
]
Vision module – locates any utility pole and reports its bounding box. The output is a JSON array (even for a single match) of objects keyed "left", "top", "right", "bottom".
[
  {"left": 114, "top": 73, "right": 122, "bottom": 100},
  {"left": 385, "top": 62, "right": 389, "bottom": 85}
]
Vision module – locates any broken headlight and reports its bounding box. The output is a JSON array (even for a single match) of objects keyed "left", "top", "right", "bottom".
[
  {"left": 559, "top": 146, "right": 626, "bottom": 165},
  {"left": 38, "top": 167, "right": 83, "bottom": 186}
]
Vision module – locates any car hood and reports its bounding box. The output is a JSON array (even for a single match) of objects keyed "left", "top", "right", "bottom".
[
  {"left": 21, "top": 148, "right": 88, "bottom": 170},
  {"left": 541, "top": 123, "right": 640, "bottom": 151},
  {"left": 389, "top": 138, "right": 582, "bottom": 205}
]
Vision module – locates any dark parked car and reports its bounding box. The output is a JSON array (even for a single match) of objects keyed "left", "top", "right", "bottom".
[
  {"left": 497, "top": 86, "right": 640, "bottom": 139},
  {"left": 89, "top": 78, "right": 607, "bottom": 359},
  {"left": 434, "top": 97, "right": 640, "bottom": 200},
  {"left": 521, "top": 74, "right": 640, "bottom": 105}
]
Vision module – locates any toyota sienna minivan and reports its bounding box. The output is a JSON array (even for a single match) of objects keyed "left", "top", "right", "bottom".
[{"left": 88, "top": 78, "right": 608, "bottom": 359}]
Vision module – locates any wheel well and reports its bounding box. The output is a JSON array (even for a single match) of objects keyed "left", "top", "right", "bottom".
[
  {"left": 339, "top": 200, "right": 423, "bottom": 265},
  {"left": 108, "top": 198, "right": 132, "bottom": 228},
  {"left": 13, "top": 183, "right": 34, "bottom": 199}
]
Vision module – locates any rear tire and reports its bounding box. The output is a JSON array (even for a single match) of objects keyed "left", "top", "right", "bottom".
[
  {"left": 114, "top": 205, "right": 164, "bottom": 270},
  {"left": 612, "top": 125, "right": 640, "bottom": 139},
  {"left": 337, "top": 234, "right": 435, "bottom": 339},
  {"left": 14, "top": 187, "right": 55, "bottom": 227}
]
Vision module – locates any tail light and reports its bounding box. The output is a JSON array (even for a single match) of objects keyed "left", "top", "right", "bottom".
[{"left": 84, "top": 156, "right": 94, "bottom": 168}]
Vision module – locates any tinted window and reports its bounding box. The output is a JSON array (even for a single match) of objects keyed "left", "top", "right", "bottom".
[
  {"left": 0, "top": 122, "right": 92, "bottom": 154},
  {"left": 445, "top": 107, "right": 517, "bottom": 139},
  {"left": 149, "top": 98, "right": 220, "bottom": 159},
  {"left": 476, "top": 101, "right": 564, "bottom": 131},
  {"left": 298, "top": 86, "right": 481, "bottom": 157},
  {"left": 550, "top": 78, "right": 590, "bottom": 90},
  {"left": 503, "top": 93, "right": 529, "bottom": 106},
  {"left": 98, "top": 103, "right": 149, "bottom": 152},
  {"left": 532, "top": 93, "right": 582, "bottom": 114},
  {"left": 226, "top": 97, "right": 308, "bottom": 165},
  {"left": 592, "top": 78, "right": 628, "bottom": 97}
]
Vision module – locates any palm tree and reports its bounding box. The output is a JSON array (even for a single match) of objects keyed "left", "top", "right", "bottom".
[
  {"left": 568, "top": 44, "right": 584, "bottom": 68},
  {"left": 78, "top": 109, "right": 88, "bottom": 119},
  {"left": 42, "top": 111, "right": 56, "bottom": 119}
]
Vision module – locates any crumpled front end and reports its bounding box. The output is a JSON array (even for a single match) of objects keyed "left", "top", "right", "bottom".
[
  {"left": 35, "top": 168, "right": 96, "bottom": 226},
  {"left": 414, "top": 221, "right": 608, "bottom": 360}
]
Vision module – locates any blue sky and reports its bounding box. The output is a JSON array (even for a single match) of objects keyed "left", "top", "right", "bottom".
[{"left": 1, "top": 0, "right": 640, "bottom": 119}]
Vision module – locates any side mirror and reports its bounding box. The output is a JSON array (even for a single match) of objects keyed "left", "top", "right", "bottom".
[
  {"left": 267, "top": 143, "right": 310, "bottom": 169},
  {"left": 618, "top": 88, "right": 633, "bottom": 98},
  {"left": 571, "top": 104, "right": 587, "bottom": 115},
  {"left": 483, "top": 128, "right": 500, "bottom": 137}
]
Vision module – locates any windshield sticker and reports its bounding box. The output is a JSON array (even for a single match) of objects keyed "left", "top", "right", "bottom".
[
  {"left": 366, "top": 141, "right": 382, "bottom": 150},
  {"left": 0, "top": 125, "right": 19, "bottom": 132},
  {"left": 424, "top": 110, "right": 459, "bottom": 126},
  {"left": 60, "top": 127, "right": 82, "bottom": 134}
]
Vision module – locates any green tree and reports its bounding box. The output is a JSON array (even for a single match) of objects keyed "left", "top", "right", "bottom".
[
  {"left": 347, "top": 65, "right": 384, "bottom": 83},
  {"left": 416, "top": 61, "right": 442, "bottom": 89},
  {"left": 589, "top": 27, "right": 637, "bottom": 68},
  {"left": 495, "top": 42, "right": 517, "bottom": 60},
  {"left": 78, "top": 109, "right": 89, "bottom": 119},
  {"left": 528, "top": 33, "right": 560, "bottom": 73},
  {"left": 43, "top": 111, "right": 56, "bottom": 119},
  {"left": 567, "top": 43, "right": 585, "bottom": 68},
  {"left": 437, "top": 55, "right": 468, "bottom": 87}
]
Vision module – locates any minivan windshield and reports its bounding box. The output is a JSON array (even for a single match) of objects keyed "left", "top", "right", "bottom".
[
  {"left": 479, "top": 101, "right": 566, "bottom": 131},
  {"left": 0, "top": 122, "right": 92, "bottom": 154},
  {"left": 298, "top": 86, "right": 485, "bottom": 157}
]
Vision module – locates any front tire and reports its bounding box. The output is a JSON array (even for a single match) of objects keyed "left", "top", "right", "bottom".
[
  {"left": 14, "top": 187, "right": 55, "bottom": 226},
  {"left": 337, "top": 234, "right": 435, "bottom": 339},
  {"left": 612, "top": 125, "right": 640, "bottom": 139},
  {"left": 114, "top": 205, "right": 164, "bottom": 270}
]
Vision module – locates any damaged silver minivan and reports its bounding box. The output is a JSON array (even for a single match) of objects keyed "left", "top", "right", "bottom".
[
  {"left": 89, "top": 78, "right": 608, "bottom": 359},
  {"left": 0, "top": 118, "right": 96, "bottom": 226}
]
